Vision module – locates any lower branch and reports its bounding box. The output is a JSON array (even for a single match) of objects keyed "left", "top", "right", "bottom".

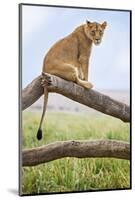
[{"left": 22, "top": 140, "right": 130, "bottom": 166}]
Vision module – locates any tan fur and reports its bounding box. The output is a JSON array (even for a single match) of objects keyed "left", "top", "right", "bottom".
[{"left": 37, "top": 21, "right": 107, "bottom": 140}]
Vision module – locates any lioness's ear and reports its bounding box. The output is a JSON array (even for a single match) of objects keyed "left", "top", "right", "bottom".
[
  {"left": 102, "top": 21, "right": 107, "bottom": 29},
  {"left": 86, "top": 20, "right": 91, "bottom": 25}
]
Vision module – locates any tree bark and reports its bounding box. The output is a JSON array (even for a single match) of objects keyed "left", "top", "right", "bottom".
[
  {"left": 22, "top": 140, "right": 130, "bottom": 166},
  {"left": 22, "top": 73, "right": 130, "bottom": 122},
  {"left": 22, "top": 76, "right": 43, "bottom": 110}
]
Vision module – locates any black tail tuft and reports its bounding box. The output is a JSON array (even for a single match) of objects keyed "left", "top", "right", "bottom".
[{"left": 37, "top": 129, "right": 42, "bottom": 140}]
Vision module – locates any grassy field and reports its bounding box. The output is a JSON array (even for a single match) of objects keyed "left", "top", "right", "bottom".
[{"left": 21, "top": 111, "right": 130, "bottom": 195}]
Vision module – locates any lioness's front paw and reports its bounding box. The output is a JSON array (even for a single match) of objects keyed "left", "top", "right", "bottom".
[{"left": 84, "top": 82, "right": 93, "bottom": 89}]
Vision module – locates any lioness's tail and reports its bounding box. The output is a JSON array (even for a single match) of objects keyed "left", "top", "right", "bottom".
[{"left": 37, "top": 88, "right": 48, "bottom": 140}]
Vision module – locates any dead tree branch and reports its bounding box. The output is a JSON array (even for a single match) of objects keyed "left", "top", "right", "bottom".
[
  {"left": 22, "top": 140, "right": 130, "bottom": 166},
  {"left": 22, "top": 75, "right": 130, "bottom": 166},
  {"left": 22, "top": 74, "right": 130, "bottom": 122}
]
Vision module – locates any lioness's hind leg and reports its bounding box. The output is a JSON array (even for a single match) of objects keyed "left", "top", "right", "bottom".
[
  {"left": 45, "top": 63, "right": 78, "bottom": 82},
  {"left": 44, "top": 62, "right": 93, "bottom": 89}
]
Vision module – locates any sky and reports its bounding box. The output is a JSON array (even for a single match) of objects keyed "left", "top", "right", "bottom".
[{"left": 22, "top": 5, "right": 130, "bottom": 90}]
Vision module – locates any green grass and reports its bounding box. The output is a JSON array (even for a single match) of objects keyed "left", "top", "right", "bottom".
[{"left": 21, "top": 111, "right": 130, "bottom": 195}]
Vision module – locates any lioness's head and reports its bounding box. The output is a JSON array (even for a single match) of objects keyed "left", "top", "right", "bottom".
[{"left": 84, "top": 20, "right": 107, "bottom": 45}]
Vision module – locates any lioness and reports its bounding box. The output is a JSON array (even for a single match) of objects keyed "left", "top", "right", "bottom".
[{"left": 37, "top": 20, "right": 107, "bottom": 140}]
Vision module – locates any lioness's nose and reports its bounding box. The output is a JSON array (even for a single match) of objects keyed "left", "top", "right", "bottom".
[{"left": 95, "top": 39, "right": 100, "bottom": 42}]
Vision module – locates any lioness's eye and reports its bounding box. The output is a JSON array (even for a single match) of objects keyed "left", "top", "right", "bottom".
[
  {"left": 100, "top": 30, "right": 103, "bottom": 34},
  {"left": 91, "top": 31, "right": 95, "bottom": 35}
]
